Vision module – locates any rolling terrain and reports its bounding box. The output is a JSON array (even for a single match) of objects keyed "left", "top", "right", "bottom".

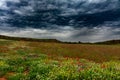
[{"left": 0, "top": 35, "right": 120, "bottom": 80}]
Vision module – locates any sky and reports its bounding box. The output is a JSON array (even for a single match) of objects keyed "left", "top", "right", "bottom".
[{"left": 0, "top": 0, "right": 120, "bottom": 42}]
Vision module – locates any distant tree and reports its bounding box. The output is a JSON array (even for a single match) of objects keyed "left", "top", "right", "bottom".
[{"left": 78, "top": 41, "right": 81, "bottom": 44}]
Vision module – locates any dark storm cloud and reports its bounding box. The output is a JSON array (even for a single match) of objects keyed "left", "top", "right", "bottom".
[
  {"left": 1, "top": 0, "right": 120, "bottom": 28},
  {"left": 0, "top": 0, "right": 120, "bottom": 42}
]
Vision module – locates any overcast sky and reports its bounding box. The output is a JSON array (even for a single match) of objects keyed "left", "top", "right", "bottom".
[{"left": 0, "top": 0, "right": 120, "bottom": 42}]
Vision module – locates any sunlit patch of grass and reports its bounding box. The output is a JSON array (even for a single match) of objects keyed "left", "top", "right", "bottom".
[{"left": 0, "top": 60, "right": 10, "bottom": 77}]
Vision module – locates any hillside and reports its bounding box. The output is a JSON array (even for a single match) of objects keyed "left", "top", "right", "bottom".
[
  {"left": 95, "top": 40, "right": 120, "bottom": 44},
  {"left": 0, "top": 35, "right": 61, "bottom": 43}
]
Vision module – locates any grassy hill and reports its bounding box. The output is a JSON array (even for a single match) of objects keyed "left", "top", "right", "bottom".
[
  {"left": 0, "top": 35, "right": 61, "bottom": 43},
  {"left": 0, "top": 35, "right": 120, "bottom": 80},
  {"left": 95, "top": 40, "right": 120, "bottom": 44}
]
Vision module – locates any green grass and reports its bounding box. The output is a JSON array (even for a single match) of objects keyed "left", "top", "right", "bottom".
[
  {"left": 0, "top": 54, "right": 120, "bottom": 80},
  {"left": 0, "top": 39, "right": 120, "bottom": 80}
]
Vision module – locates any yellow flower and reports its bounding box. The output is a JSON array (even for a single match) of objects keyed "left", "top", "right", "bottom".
[{"left": 0, "top": 61, "right": 5, "bottom": 66}]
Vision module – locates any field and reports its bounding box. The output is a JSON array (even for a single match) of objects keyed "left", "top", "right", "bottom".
[{"left": 0, "top": 39, "right": 120, "bottom": 80}]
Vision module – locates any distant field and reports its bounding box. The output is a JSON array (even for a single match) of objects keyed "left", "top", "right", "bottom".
[
  {"left": 28, "top": 42, "right": 120, "bottom": 62},
  {"left": 0, "top": 39, "right": 120, "bottom": 62},
  {"left": 0, "top": 39, "right": 120, "bottom": 80}
]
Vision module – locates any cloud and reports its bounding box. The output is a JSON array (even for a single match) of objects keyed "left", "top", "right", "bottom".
[
  {"left": 1, "top": 0, "right": 119, "bottom": 17},
  {"left": 0, "top": 0, "right": 120, "bottom": 42},
  {"left": 0, "top": 26, "right": 120, "bottom": 42},
  {"left": 0, "top": 0, "right": 20, "bottom": 10}
]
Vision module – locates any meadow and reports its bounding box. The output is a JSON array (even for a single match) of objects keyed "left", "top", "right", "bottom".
[{"left": 0, "top": 39, "right": 120, "bottom": 80}]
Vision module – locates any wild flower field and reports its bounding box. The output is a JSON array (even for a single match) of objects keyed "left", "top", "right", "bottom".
[{"left": 0, "top": 39, "right": 120, "bottom": 80}]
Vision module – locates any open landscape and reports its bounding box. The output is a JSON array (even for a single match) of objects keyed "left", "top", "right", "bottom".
[
  {"left": 0, "top": 0, "right": 120, "bottom": 80},
  {"left": 0, "top": 36, "right": 120, "bottom": 80}
]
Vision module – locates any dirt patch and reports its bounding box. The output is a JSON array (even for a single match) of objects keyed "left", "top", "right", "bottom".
[{"left": 0, "top": 77, "right": 7, "bottom": 80}]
